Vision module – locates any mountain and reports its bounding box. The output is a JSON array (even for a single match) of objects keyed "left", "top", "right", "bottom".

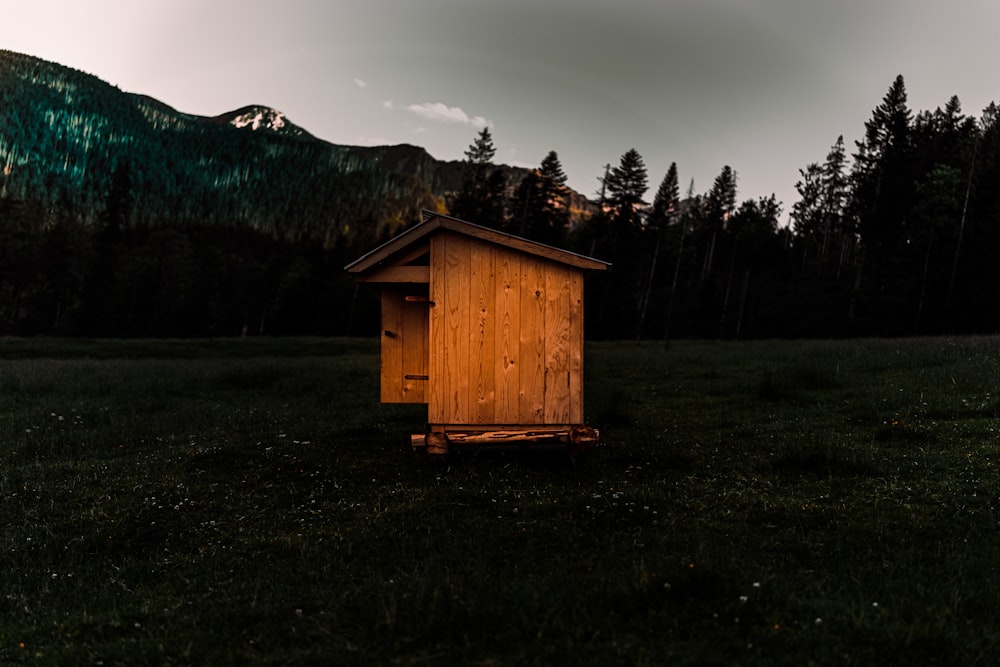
[
  {"left": 206, "top": 105, "right": 314, "bottom": 138},
  {"left": 0, "top": 50, "right": 594, "bottom": 248}
]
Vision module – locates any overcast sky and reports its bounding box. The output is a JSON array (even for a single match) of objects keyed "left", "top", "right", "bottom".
[{"left": 4, "top": 1, "right": 999, "bottom": 222}]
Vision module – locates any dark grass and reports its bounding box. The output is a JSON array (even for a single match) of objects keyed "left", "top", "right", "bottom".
[{"left": 2, "top": 336, "right": 999, "bottom": 665}]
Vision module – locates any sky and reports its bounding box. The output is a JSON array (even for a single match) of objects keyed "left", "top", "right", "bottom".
[{"left": 3, "top": 0, "right": 999, "bottom": 223}]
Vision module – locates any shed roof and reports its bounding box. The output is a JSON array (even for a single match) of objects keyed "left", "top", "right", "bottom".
[{"left": 345, "top": 211, "right": 610, "bottom": 275}]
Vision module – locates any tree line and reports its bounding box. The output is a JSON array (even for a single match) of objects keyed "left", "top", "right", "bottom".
[
  {"left": 0, "top": 50, "right": 435, "bottom": 336},
  {"left": 2, "top": 59, "right": 1000, "bottom": 339},
  {"left": 446, "top": 76, "right": 1000, "bottom": 340}
]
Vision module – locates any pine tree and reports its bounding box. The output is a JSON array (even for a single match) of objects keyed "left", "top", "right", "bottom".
[
  {"left": 539, "top": 150, "right": 567, "bottom": 189},
  {"left": 464, "top": 127, "right": 496, "bottom": 165},
  {"left": 904, "top": 94, "right": 984, "bottom": 332},
  {"left": 701, "top": 165, "right": 737, "bottom": 281},
  {"left": 910, "top": 163, "right": 964, "bottom": 332},
  {"left": 604, "top": 148, "right": 649, "bottom": 229},
  {"left": 851, "top": 74, "right": 912, "bottom": 258},
  {"left": 588, "top": 150, "right": 649, "bottom": 337},
  {"left": 637, "top": 163, "right": 679, "bottom": 338},
  {"left": 723, "top": 195, "right": 784, "bottom": 337},
  {"left": 645, "top": 164, "right": 676, "bottom": 228},
  {"left": 792, "top": 136, "right": 852, "bottom": 278},
  {"left": 452, "top": 128, "right": 507, "bottom": 229},
  {"left": 821, "top": 136, "right": 849, "bottom": 230},
  {"left": 791, "top": 162, "right": 825, "bottom": 242},
  {"left": 665, "top": 178, "right": 699, "bottom": 339},
  {"left": 707, "top": 165, "right": 737, "bottom": 221},
  {"left": 511, "top": 150, "right": 570, "bottom": 244},
  {"left": 849, "top": 75, "right": 915, "bottom": 333}
]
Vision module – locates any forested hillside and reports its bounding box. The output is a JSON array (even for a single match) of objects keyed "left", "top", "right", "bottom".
[
  {"left": 0, "top": 51, "right": 579, "bottom": 336},
  {"left": 0, "top": 50, "right": 452, "bottom": 246},
  {"left": 2, "top": 50, "right": 1000, "bottom": 339}
]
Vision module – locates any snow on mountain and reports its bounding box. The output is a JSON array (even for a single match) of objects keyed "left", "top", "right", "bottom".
[
  {"left": 207, "top": 105, "right": 312, "bottom": 138},
  {"left": 231, "top": 107, "right": 286, "bottom": 131}
]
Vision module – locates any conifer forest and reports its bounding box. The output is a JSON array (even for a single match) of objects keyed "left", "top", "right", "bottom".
[{"left": 2, "top": 50, "right": 1000, "bottom": 340}]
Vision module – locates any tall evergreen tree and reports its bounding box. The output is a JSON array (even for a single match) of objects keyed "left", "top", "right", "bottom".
[
  {"left": 510, "top": 150, "right": 570, "bottom": 244},
  {"left": 849, "top": 75, "right": 915, "bottom": 333},
  {"left": 792, "top": 136, "right": 852, "bottom": 278},
  {"left": 722, "top": 195, "right": 785, "bottom": 338},
  {"left": 604, "top": 148, "right": 649, "bottom": 229},
  {"left": 909, "top": 164, "right": 964, "bottom": 332},
  {"left": 539, "top": 150, "right": 568, "bottom": 189},
  {"left": 707, "top": 165, "right": 737, "bottom": 220},
  {"left": 907, "top": 96, "right": 982, "bottom": 330},
  {"left": 821, "top": 136, "right": 850, "bottom": 231},
  {"left": 665, "top": 178, "right": 700, "bottom": 339},
  {"left": 650, "top": 163, "right": 680, "bottom": 226},
  {"left": 958, "top": 102, "right": 1000, "bottom": 331},
  {"left": 701, "top": 165, "right": 737, "bottom": 281},
  {"left": 791, "top": 162, "right": 824, "bottom": 241},
  {"left": 102, "top": 159, "right": 134, "bottom": 236},
  {"left": 587, "top": 149, "right": 649, "bottom": 338},
  {"left": 464, "top": 127, "right": 497, "bottom": 165},
  {"left": 851, "top": 75, "right": 913, "bottom": 258},
  {"left": 637, "top": 163, "right": 680, "bottom": 338},
  {"left": 451, "top": 127, "right": 506, "bottom": 229}
]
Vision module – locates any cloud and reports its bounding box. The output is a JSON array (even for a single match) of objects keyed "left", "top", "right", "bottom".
[
  {"left": 405, "top": 102, "right": 491, "bottom": 129},
  {"left": 353, "top": 78, "right": 368, "bottom": 89},
  {"left": 382, "top": 100, "right": 394, "bottom": 110}
]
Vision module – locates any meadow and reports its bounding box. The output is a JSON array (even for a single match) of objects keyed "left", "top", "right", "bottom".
[{"left": 1, "top": 336, "right": 998, "bottom": 665}]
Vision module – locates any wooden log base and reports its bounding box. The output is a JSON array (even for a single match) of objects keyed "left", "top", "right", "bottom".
[
  {"left": 569, "top": 425, "right": 599, "bottom": 454},
  {"left": 423, "top": 431, "right": 450, "bottom": 456},
  {"left": 412, "top": 426, "right": 600, "bottom": 454}
]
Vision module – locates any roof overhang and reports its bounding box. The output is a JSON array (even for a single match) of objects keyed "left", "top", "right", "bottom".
[{"left": 345, "top": 211, "right": 610, "bottom": 276}]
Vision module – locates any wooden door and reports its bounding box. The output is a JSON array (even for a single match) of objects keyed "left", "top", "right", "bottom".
[{"left": 380, "top": 287, "right": 429, "bottom": 404}]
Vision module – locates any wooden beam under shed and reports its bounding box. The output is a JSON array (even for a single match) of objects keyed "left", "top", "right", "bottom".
[{"left": 412, "top": 426, "right": 599, "bottom": 454}]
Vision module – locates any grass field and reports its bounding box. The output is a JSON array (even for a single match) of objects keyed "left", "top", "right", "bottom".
[{"left": 1, "top": 336, "right": 998, "bottom": 665}]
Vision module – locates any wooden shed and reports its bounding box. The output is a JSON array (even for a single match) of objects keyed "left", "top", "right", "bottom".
[{"left": 345, "top": 211, "right": 609, "bottom": 453}]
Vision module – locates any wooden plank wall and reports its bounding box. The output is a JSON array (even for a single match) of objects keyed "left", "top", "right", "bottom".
[
  {"left": 519, "top": 253, "right": 547, "bottom": 423},
  {"left": 495, "top": 247, "right": 521, "bottom": 423},
  {"left": 380, "top": 287, "right": 403, "bottom": 403},
  {"left": 567, "top": 269, "right": 584, "bottom": 424},
  {"left": 429, "top": 232, "right": 584, "bottom": 426},
  {"left": 543, "top": 264, "right": 571, "bottom": 423},
  {"left": 471, "top": 243, "right": 496, "bottom": 423},
  {"left": 429, "top": 250, "right": 446, "bottom": 418},
  {"left": 401, "top": 296, "right": 428, "bottom": 404},
  {"left": 380, "top": 287, "right": 428, "bottom": 404},
  {"left": 430, "top": 234, "right": 471, "bottom": 423}
]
